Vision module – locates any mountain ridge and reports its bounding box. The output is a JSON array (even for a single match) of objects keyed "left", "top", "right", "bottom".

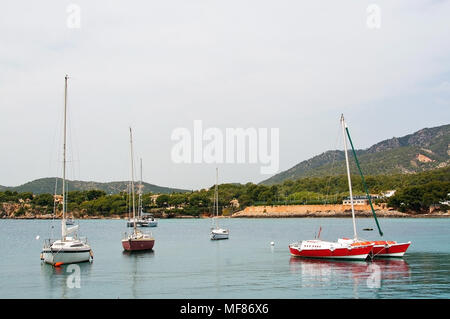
[
  {"left": 260, "top": 123, "right": 450, "bottom": 185},
  {"left": 0, "top": 177, "right": 190, "bottom": 194}
]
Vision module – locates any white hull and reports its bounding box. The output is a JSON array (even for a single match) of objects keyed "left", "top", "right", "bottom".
[
  {"left": 374, "top": 251, "right": 406, "bottom": 257},
  {"left": 127, "top": 219, "right": 158, "bottom": 227},
  {"left": 41, "top": 238, "right": 92, "bottom": 265},
  {"left": 42, "top": 250, "right": 91, "bottom": 265},
  {"left": 141, "top": 221, "right": 158, "bottom": 227},
  {"left": 210, "top": 229, "right": 229, "bottom": 240}
]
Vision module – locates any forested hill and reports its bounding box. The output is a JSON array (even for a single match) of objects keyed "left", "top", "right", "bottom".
[
  {"left": 261, "top": 124, "right": 450, "bottom": 185},
  {"left": 0, "top": 177, "right": 190, "bottom": 195}
]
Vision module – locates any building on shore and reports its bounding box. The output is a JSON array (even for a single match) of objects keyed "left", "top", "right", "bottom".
[{"left": 342, "top": 195, "right": 381, "bottom": 205}]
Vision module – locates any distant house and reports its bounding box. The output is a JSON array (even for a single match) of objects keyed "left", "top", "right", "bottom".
[
  {"left": 54, "top": 194, "right": 63, "bottom": 204},
  {"left": 150, "top": 194, "right": 159, "bottom": 204},
  {"left": 230, "top": 198, "right": 240, "bottom": 208},
  {"left": 383, "top": 190, "right": 396, "bottom": 198},
  {"left": 342, "top": 195, "right": 380, "bottom": 205},
  {"left": 439, "top": 193, "right": 450, "bottom": 206}
]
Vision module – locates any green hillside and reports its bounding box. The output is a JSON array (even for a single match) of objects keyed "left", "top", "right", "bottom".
[
  {"left": 0, "top": 177, "right": 189, "bottom": 195},
  {"left": 261, "top": 124, "right": 450, "bottom": 185}
]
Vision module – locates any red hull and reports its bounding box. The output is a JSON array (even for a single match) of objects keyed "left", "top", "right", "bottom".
[
  {"left": 289, "top": 244, "right": 373, "bottom": 260},
  {"left": 370, "top": 242, "right": 410, "bottom": 257},
  {"left": 122, "top": 239, "right": 155, "bottom": 251}
]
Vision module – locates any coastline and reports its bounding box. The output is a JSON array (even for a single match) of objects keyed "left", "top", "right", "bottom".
[
  {"left": 2, "top": 203, "right": 449, "bottom": 220},
  {"left": 230, "top": 204, "right": 450, "bottom": 218},
  {"left": 2, "top": 211, "right": 450, "bottom": 220}
]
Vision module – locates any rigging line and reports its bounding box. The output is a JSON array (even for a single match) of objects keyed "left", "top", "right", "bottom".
[{"left": 345, "top": 126, "right": 384, "bottom": 237}]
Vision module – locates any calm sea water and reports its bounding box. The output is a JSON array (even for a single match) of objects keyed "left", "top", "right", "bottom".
[{"left": 0, "top": 218, "right": 449, "bottom": 299}]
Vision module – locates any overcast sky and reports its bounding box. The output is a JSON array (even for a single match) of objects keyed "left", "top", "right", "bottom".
[{"left": 1, "top": 0, "right": 449, "bottom": 190}]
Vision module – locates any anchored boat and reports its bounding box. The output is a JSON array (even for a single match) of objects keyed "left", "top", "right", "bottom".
[
  {"left": 289, "top": 239, "right": 374, "bottom": 260},
  {"left": 126, "top": 159, "right": 158, "bottom": 227},
  {"left": 122, "top": 128, "right": 155, "bottom": 251},
  {"left": 337, "top": 114, "right": 410, "bottom": 258},
  {"left": 289, "top": 114, "right": 410, "bottom": 260},
  {"left": 210, "top": 168, "right": 229, "bottom": 240},
  {"left": 41, "top": 75, "right": 93, "bottom": 266}
]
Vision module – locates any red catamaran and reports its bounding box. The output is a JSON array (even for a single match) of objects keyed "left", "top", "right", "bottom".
[{"left": 289, "top": 115, "right": 410, "bottom": 260}]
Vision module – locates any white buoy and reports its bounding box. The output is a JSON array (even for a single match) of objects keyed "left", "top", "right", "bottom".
[{"left": 35, "top": 235, "right": 40, "bottom": 240}]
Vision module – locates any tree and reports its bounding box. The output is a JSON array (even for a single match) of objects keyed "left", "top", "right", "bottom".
[{"left": 156, "top": 194, "right": 170, "bottom": 207}]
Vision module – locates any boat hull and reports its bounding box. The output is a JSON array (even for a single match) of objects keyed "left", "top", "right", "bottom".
[
  {"left": 289, "top": 244, "right": 373, "bottom": 260},
  {"left": 122, "top": 238, "right": 155, "bottom": 251},
  {"left": 140, "top": 221, "right": 158, "bottom": 227},
  {"left": 127, "top": 220, "right": 158, "bottom": 227},
  {"left": 210, "top": 233, "right": 229, "bottom": 240},
  {"left": 41, "top": 249, "right": 91, "bottom": 265},
  {"left": 210, "top": 228, "right": 229, "bottom": 240},
  {"left": 370, "top": 241, "right": 411, "bottom": 258}
]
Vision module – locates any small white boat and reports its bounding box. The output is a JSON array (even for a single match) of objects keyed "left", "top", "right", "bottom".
[
  {"left": 140, "top": 217, "right": 158, "bottom": 227},
  {"left": 41, "top": 75, "right": 93, "bottom": 266},
  {"left": 210, "top": 227, "right": 230, "bottom": 240},
  {"left": 210, "top": 168, "right": 229, "bottom": 240},
  {"left": 126, "top": 160, "right": 158, "bottom": 227}
]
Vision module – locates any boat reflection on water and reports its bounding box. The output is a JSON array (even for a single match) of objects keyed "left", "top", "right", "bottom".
[
  {"left": 40, "top": 262, "right": 93, "bottom": 298},
  {"left": 122, "top": 249, "right": 155, "bottom": 298},
  {"left": 122, "top": 250, "right": 155, "bottom": 257},
  {"left": 289, "top": 257, "right": 410, "bottom": 289}
]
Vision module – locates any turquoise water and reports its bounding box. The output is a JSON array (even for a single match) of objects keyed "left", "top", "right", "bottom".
[{"left": 0, "top": 218, "right": 449, "bottom": 299}]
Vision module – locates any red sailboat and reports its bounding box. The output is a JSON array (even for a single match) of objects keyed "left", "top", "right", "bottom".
[
  {"left": 121, "top": 128, "right": 155, "bottom": 252},
  {"left": 289, "top": 239, "right": 374, "bottom": 260},
  {"left": 289, "top": 115, "right": 411, "bottom": 260},
  {"left": 337, "top": 115, "right": 410, "bottom": 258}
]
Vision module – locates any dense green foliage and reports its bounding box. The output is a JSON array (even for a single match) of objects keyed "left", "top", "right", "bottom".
[
  {"left": 1, "top": 166, "right": 449, "bottom": 217},
  {"left": 387, "top": 181, "right": 450, "bottom": 212}
]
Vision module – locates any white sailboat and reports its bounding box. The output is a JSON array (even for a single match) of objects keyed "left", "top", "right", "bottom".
[
  {"left": 41, "top": 75, "right": 93, "bottom": 266},
  {"left": 210, "top": 168, "right": 229, "bottom": 240},
  {"left": 127, "top": 159, "right": 158, "bottom": 227},
  {"left": 138, "top": 159, "right": 157, "bottom": 227}
]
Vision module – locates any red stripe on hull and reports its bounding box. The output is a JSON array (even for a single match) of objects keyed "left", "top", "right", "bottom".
[
  {"left": 289, "top": 245, "right": 372, "bottom": 260},
  {"left": 122, "top": 239, "right": 155, "bottom": 251},
  {"left": 371, "top": 242, "right": 410, "bottom": 257}
]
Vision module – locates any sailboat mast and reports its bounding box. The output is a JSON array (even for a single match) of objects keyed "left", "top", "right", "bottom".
[
  {"left": 215, "top": 167, "right": 219, "bottom": 226},
  {"left": 341, "top": 114, "right": 358, "bottom": 240},
  {"left": 129, "top": 127, "right": 137, "bottom": 233},
  {"left": 139, "top": 158, "right": 143, "bottom": 217},
  {"left": 62, "top": 74, "right": 68, "bottom": 240}
]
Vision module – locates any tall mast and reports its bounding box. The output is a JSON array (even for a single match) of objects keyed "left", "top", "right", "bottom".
[
  {"left": 344, "top": 120, "right": 384, "bottom": 237},
  {"left": 341, "top": 114, "right": 358, "bottom": 240},
  {"left": 129, "top": 127, "right": 137, "bottom": 233},
  {"left": 62, "top": 74, "right": 68, "bottom": 240},
  {"left": 139, "top": 158, "right": 143, "bottom": 218},
  {"left": 215, "top": 167, "right": 219, "bottom": 226}
]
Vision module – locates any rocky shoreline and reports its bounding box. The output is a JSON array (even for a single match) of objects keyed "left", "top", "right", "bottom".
[
  {"left": 2, "top": 203, "right": 449, "bottom": 219},
  {"left": 230, "top": 204, "right": 450, "bottom": 218}
]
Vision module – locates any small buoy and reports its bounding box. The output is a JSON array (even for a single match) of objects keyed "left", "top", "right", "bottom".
[
  {"left": 270, "top": 241, "right": 275, "bottom": 246},
  {"left": 35, "top": 235, "right": 40, "bottom": 240},
  {"left": 54, "top": 262, "right": 64, "bottom": 267}
]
